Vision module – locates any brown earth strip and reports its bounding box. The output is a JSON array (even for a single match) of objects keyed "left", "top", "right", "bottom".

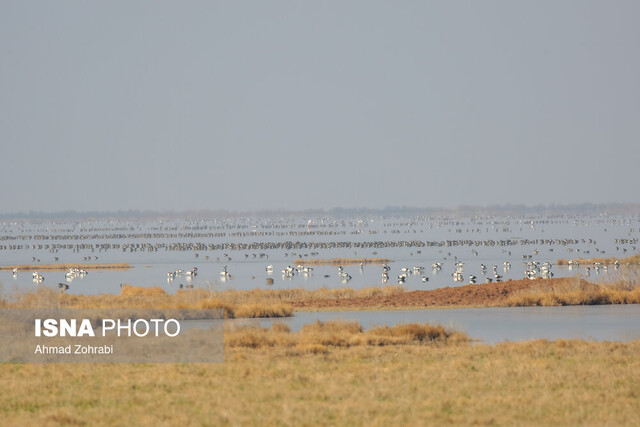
[{"left": 291, "top": 278, "right": 562, "bottom": 309}]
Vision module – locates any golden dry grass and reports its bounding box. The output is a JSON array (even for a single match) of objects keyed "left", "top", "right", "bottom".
[
  {"left": 224, "top": 320, "right": 467, "bottom": 352},
  {"left": 0, "top": 324, "right": 639, "bottom": 426},
  {"left": 217, "top": 285, "right": 406, "bottom": 304},
  {"left": 505, "top": 273, "right": 640, "bottom": 306},
  {"left": 0, "top": 263, "right": 132, "bottom": 271},
  {"left": 0, "top": 284, "right": 405, "bottom": 312},
  {"left": 0, "top": 285, "right": 293, "bottom": 319}
]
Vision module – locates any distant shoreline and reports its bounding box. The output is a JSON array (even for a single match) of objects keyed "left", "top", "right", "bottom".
[
  {"left": 1, "top": 263, "right": 133, "bottom": 271},
  {"left": 1, "top": 202, "right": 639, "bottom": 220}
]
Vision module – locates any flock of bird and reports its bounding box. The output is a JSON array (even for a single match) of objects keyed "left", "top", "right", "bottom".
[
  {"left": 167, "top": 267, "right": 199, "bottom": 281},
  {"left": 12, "top": 266, "right": 89, "bottom": 292},
  {"left": 13, "top": 252, "right": 626, "bottom": 296},
  {"left": 158, "top": 253, "right": 625, "bottom": 289}
]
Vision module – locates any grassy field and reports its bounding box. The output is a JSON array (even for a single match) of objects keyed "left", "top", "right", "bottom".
[
  {"left": 2, "top": 279, "right": 640, "bottom": 425},
  {"left": 1, "top": 321, "right": 639, "bottom": 425}
]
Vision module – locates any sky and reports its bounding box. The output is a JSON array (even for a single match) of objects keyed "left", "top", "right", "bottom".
[{"left": 1, "top": 1, "right": 639, "bottom": 214}]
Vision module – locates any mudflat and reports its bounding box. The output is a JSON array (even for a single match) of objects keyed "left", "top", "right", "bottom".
[{"left": 291, "top": 277, "right": 607, "bottom": 309}]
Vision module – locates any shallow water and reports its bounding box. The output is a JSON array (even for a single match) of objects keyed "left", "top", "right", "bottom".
[
  {"left": 3, "top": 214, "right": 638, "bottom": 343},
  {"left": 227, "top": 304, "right": 640, "bottom": 344},
  {"left": 1, "top": 213, "right": 638, "bottom": 295}
]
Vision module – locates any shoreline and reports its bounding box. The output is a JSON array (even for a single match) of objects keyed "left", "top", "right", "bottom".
[
  {"left": 5, "top": 277, "right": 639, "bottom": 314},
  {"left": 291, "top": 278, "right": 538, "bottom": 310},
  {"left": 1, "top": 263, "right": 133, "bottom": 271}
]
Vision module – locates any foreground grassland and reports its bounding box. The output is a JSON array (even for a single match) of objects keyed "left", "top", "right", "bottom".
[{"left": 1, "top": 321, "right": 639, "bottom": 426}]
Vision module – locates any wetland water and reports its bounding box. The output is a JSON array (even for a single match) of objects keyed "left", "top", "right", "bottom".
[
  {"left": 2, "top": 213, "right": 639, "bottom": 342},
  {"left": 1, "top": 213, "right": 638, "bottom": 295},
  {"left": 228, "top": 304, "right": 640, "bottom": 344}
]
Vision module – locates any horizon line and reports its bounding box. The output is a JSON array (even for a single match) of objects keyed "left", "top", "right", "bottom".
[{"left": 1, "top": 202, "right": 638, "bottom": 219}]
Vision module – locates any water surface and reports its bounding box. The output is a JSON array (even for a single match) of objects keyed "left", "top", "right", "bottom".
[{"left": 228, "top": 304, "right": 640, "bottom": 344}]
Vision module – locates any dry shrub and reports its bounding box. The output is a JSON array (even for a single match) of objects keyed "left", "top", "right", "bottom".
[
  {"left": 299, "top": 320, "right": 364, "bottom": 347},
  {"left": 271, "top": 322, "right": 291, "bottom": 333},
  {"left": 120, "top": 285, "right": 167, "bottom": 297},
  {"left": 4, "top": 286, "right": 293, "bottom": 319},
  {"left": 169, "top": 285, "right": 406, "bottom": 307},
  {"left": 9, "top": 286, "right": 61, "bottom": 308},
  {"left": 367, "top": 323, "right": 465, "bottom": 346},
  {"left": 539, "top": 293, "right": 561, "bottom": 306},
  {"left": 197, "top": 298, "right": 235, "bottom": 318},
  {"left": 505, "top": 273, "right": 640, "bottom": 307},
  {"left": 224, "top": 323, "right": 295, "bottom": 348},
  {"left": 301, "top": 320, "right": 364, "bottom": 335},
  {"left": 294, "top": 343, "right": 328, "bottom": 354},
  {"left": 224, "top": 327, "right": 273, "bottom": 348},
  {"left": 234, "top": 303, "right": 293, "bottom": 319},
  {"left": 223, "top": 320, "right": 469, "bottom": 351}
]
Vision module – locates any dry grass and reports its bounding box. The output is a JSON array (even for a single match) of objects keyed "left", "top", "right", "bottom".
[
  {"left": 224, "top": 320, "right": 468, "bottom": 353},
  {"left": 1, "top": 334, "right": 639, "bottom": 425},
  {"left": 0, "top": 284, "right": 406, "bottom": 316},
  {"left": 505, "top": 273, "right": 640, "bottom": 306},
  {"left": 0, "top": 285, "right": 293, "bottom": 319},
  {"left": 294, "top": 258, "right": 392, "bottom": 265},
  {"left": 556, "top": 253, "right": 640, "bottom": 265},
  {"left": 0, "top": 263, "right": 132, "bottom": 271}
]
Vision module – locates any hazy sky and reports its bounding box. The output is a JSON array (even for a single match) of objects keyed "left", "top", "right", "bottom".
[{"left": 1, "top": 1, "right": 639, "bottom": 214}]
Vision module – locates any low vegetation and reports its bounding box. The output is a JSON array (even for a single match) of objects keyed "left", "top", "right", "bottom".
[
  {"left": 505, "top": 273, "right": 640, "bottom": 307},
  {"left": 0, "top": 285, "right": 293, "bottom": 319},
  {"left": 0, "top": 284, "right": 405, "bottom": 314},
  {"left": 1, "top": 324, "right": 639, "bottom": 425},
  {"left": 225, "top": 320, "right": 468, "bottom": 352}
]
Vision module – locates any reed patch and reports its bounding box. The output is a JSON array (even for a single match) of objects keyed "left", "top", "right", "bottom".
[{"left": 224, "top": 320, "right": 469, "bottom": 351}]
